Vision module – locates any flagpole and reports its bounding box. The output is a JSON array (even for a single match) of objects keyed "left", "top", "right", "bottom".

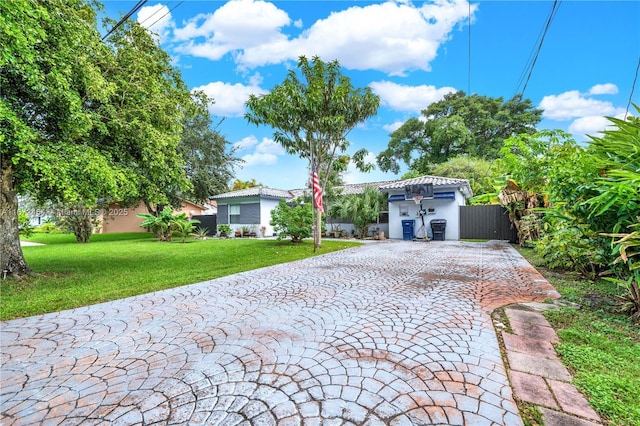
[{"left": 310, "top": 137, "right": 316, "bottom": 252}]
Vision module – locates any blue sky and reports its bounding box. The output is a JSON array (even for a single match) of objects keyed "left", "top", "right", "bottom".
[{"left": 102, "top": 0, "right": 639, "bottom": 190}]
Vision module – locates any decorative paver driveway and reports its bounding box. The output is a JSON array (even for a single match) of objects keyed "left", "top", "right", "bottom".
[{"left": 1, "top": 240, "right": 559, "bottom": 425}]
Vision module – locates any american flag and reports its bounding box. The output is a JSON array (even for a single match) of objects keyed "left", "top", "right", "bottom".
[{"left": 312, "top": 164, "right": 323, "bottom": 213}]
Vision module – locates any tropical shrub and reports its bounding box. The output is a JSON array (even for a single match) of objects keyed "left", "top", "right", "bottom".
[
  {"left": 217, "top": 224, "right": 232, "bottom": 238},
  {"left": 137, "top": 206, "right": 199, "bottom": 242},
  {"left": 138, "top": 207, "right": 174, "bottom": 241},
  {"left": 329, "top": 186, "right": 386, "bottom": 239},
  {"left": 270, "top": 199, "right": 312, "bottom": 243},
  {"left": 605, "top": 221, "right": 640, "bottom": 318},
  {"left": 193, "top": 227, "right": 209, "bottom": 240},
  {"left": 582, "top": 110, "right": 640, "bottom": 317},
  {"left": 536, "top": 219, "right": 608, "bottom": 280},
  {"left": 171, "top": 215, "right": 200, "bottom": 243}
]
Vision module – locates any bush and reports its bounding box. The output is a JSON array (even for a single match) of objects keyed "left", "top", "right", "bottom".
[
  {"left": 270, "top": 199, "right": 312, "bottom": 242},
  {"left": 18, "top": 210, "right": 34, "bottom": 237},
  {"left": 536, "top": 220, "right": 609, "bottom": 280},
  {"left": 217, "top": 224, "right": 232, "bottom": 237},
  {"left": 36, "top": 222, "right": 62, "bottom": 234}
]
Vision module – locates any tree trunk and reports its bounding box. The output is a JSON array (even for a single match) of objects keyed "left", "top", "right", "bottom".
[{"left": 0, "top": 164, "right": 31, "bottom": 278}]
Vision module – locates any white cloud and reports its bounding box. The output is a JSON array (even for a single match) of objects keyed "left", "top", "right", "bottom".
[
  {"left": 255, "top": 137, "right": 285, "bottom": 155},
  {"left": 173, "top": 0, "right": 292, "bottom": 61},
  {"left": 172, "top": 0, "right": 474, "bottom": 75},
  {"left": 370, "top": 81, "right": 456, "bottom": 113},
  {"left": 192, "top": 81, "right": 267, "bottom": 117},
  {"left": 539, "top": 90, "right": 622, "bottom": 121},
  {"left": 383, "top": 121, "right": 405, "bottom": 133},
  {"left": 241, "top": 152, "right": 279, "bottom": 166},
  {"left": 248, "top": 72, "right": 264, "bottom": 87},
  {"left": 588, "top": 83, "right": 618, "bottom": 95},
  {"left": 137, "top": 4, "right": 174, "bottom": 42},
  {"left": 568, "top": 113, "right": 625, "bottom": 139},
  {"left": 287, "top": 0, "right": 473, "bottom": 76},
  {"left": 233, "top": 135, "right": 259, "bottom": 151},
  {"left": 236, "top": 136, "right": 285, "bottom": 166},
  {"left": 568, "top": 116, "right": 610, "bottom": 136}
]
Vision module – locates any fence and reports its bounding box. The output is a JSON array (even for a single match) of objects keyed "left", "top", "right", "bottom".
[
  {"left": 192, "top": 215, "right": 217, "bottom": 236},
  {"left": 459, "top": 205, "right": 518, "bottom": 243}
]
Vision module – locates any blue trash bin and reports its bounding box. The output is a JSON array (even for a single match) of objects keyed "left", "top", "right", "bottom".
[{"left": 402, "top": 219, "right": 415, "bottom": 241}]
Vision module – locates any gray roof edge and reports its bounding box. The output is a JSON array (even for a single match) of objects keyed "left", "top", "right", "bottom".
[{"left": 211, "top": 175, "right": 473, "bottom": 200}]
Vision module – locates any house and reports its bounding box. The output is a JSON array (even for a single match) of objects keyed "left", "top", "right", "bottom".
[
  {"left": 96, "top": 199, "right": 207, "bottom": 234},
  {"left": 213, "top": 187, "right": 299, "bottom": 237},
  {"left": 212, "top": 175, "right": 472, "bottom": 240},
  {"left": 380, "top": 175, "right": 473, "bottom": 240}
]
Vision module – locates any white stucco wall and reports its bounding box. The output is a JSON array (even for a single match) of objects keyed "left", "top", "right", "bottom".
[
  {"left": 387, "top": 187, "right": 467, "bottom": 240},
  {"left": 260, "top": 198, "right": 281, "bottom": 237}
]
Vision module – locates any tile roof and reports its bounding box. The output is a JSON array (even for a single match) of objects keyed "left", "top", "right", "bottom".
[
  {"left": 335, "top": 180, "right": 399, "bottom": 195},
  {"left": 378, "top": 175, "right": 470, "bottom": 190},
  {"left": 211, "top": 175, "right": 473, "bottom": 200},
  {"left": 211, "top": 187, "right": 296, "bottom": 200}
]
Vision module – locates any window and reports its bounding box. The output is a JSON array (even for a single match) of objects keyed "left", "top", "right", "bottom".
[
  {"left": 399, "top": 204, "right": 409, "bottom": 216},
  {"left": 229, "top": 204, "right": 240, "bottom": 224}
]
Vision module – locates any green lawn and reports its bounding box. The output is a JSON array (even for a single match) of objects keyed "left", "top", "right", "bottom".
[
  {"left": 517, "top": 247, "right": 640, "bottom": 426},
  {"left": 1, "top": 233, "right": 360, "bottom": 320}
]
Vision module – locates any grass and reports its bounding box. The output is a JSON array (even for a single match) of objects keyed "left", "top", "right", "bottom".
[
  {"left": 1, "top": 232, "right": 360, "bottom": 320},
  {"left": 517, "top": 247, "right": 640, "bottom": 426}
]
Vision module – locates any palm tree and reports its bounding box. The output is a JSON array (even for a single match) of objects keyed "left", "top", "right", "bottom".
[{"left": 330, "top": 186, "right": 386, "bottom": 239}]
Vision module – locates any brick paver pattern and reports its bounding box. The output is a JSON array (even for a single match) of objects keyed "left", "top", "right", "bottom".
[{"left": 1, "top": 241, "right": 559, "bottom": 425}]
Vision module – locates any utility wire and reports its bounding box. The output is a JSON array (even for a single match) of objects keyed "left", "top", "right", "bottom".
[
  {"left": 515, "top": 0, "right": 561, "bottom": 96},
  {"left": 137, "top": 1, "right": 174, "bottom": 27},
  {"left": 146, "top": 1, "right": 184, "bottom": 31},
  {"left": 102, "top": 0, "right": 148, "bottom": 41},
  {"left": 625, "top": 56, "right": 640, "bottom": 119}
]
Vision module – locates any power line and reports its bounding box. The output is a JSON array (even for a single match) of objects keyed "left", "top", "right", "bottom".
[
  {"left": 102, "top": 0, "right": 148, "bottom": 41},
  {"left": 137, "top": 1, "right": 174, "bottom": 27},
  {"left": 146, "top": 1, "right": 184, "bottom": 31},
  {"left": 515, "top": 0, "right": 562, "bottom": 96},
  {"left": 625, "top": 56, "right": 640, "bottom": 119}
]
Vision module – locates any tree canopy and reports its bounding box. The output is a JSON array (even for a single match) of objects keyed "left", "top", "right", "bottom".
[
  {"left": 232, "top": 178, "right": 262, "bottom": 191},
  {"left": 245, "top": 55, "right": 380, "bottom": 249},
  {"left": 94, "top": 17, "right": 192, "bottom": 214},
  {"left": 377, "top": 91, "right": 542, "bottom": 174},
  {"left": 179, "top": 92, "right": 240, "bottom": 203},
  {"left": 0, "top": 0, "right": 194, "bottom": 275}
]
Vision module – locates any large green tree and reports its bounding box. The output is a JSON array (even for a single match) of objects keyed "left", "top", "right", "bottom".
[
  {"left": 180, "top": 92, "right": 240, "bottom": 203},
  {"left": 1, "top": 0, "right": 123, "bottom": 276},
  {"left": 377, "top": 91, "right": 542, "bottom": 174},
  {"left": 245, "top": 56, "right": 380, "bottom": 249},
  {"left": 0, "top": 0, "right": 192, "bottom": 276},
  {"left": 96, "top": 18, "right": 192, "bottom": 215},
  {"left": 403, "top": 155, "right": 495, "bottom": 198}
]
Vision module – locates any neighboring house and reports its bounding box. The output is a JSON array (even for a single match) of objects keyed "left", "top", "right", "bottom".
[
  {"left": 212, "top": 187, "right": 298, "bottom": 237},
  {"left": 202, "top": 200, "right": 218, "bottom": 216},
  {"left": 96, "top": 200, "right": 206, "bottom": 234},
  {"left": 211, "top": 175, "right": 472, "bottom": 240}
]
